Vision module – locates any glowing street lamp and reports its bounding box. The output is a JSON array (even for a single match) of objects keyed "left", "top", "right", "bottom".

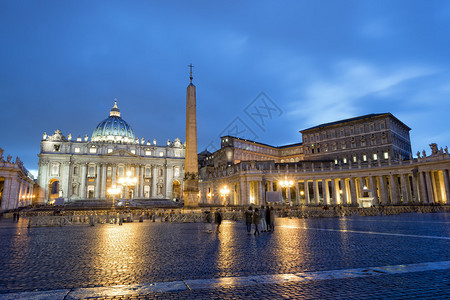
[
  {"left": 107, "top": 185, "right": 121, "bottom": 211},
  {"left": 279, "top": 176, "right": 294, "bottom": 205},
  {"left": 117, "top": 171, "right": 138, "bottom": 207},
  {"left": 220, "top": 185, "right": 230, "bottom": 206}
]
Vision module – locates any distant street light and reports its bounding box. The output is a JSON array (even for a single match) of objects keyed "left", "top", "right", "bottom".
[
  {"left": 117, "top": 171, "right": 137, "bottom": 208},
  {"left": 279, "top": 176, "right": 294, "bottom": 205},
  {"left": 107, "top": 185, "right": 121, "bottom": 211},
  {"left": 220, "top": 185, "right": 230, "bottom": 206}
]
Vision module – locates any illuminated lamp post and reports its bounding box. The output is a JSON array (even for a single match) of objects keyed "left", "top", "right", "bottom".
[
  {"left": 117, "top": 171, "right": 138, "bottom": 208},
  {"left": 279, "top": 176, "right": 294, "bottom": 206},
  {"left": 220, "top": 185, "right": 230, "bottom": 206},
  {"left": 107, "top": 185, "right": 121, "bottom": 211}
]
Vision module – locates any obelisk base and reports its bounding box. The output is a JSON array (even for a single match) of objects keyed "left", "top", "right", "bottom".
[{"left": 183, "top": 179, "right": 199, "bottom": 207}]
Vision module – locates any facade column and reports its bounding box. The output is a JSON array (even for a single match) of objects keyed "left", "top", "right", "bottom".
[
  {"left": 152, "top": 166, "right": 158, "bottom": 198},
  {"left": 247, "top": 180, "right": 251, "bottom": 205},
  {"left": 101, "top": 164, "right": 107, "bottom": 199},
  {"left": 442, "top": 169, "right": 450, "bottom": 205},
  {"left": 369, "top": 176, "right": 379, "bottom": 205},
  {"left": 425, "top": 171, "right": 434, "bottom": 203},
  {"left": 305, "top": 180, "right": 311, "bottom": 205},
  {"left": 139, "top": 165, "right": 144, "bottom": 199},
  {"left": 295, "top": 181, "right": 300, "bottom": 206},
  {"left": 349, "top": 178, "right": 358, "bottom": 206},
  {"left": 287, "top": 184, "right": 291, "bottom": 206},
  {"left": 95, "top": 164, "right": 101, "bottom": 199},
  {"left": 134, "top": 165, "right": 140, "bottom": 198},
  {"left": 80, "top": 163, "right": 87, "bottom": 199},
  {"left": 112, "top": 165, "right": 117, "bottom": 187}
]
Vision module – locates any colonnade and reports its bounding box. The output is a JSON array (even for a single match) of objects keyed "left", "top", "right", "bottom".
[{"left": 200, "top": 162, "right": 450, "bottom": 207}]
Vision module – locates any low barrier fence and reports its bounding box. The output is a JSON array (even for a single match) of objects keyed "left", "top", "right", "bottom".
[{"left": 4, "top": 205, "right": 449, "bottom": 227}]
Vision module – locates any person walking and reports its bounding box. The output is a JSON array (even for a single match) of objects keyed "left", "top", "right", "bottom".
[
  {"left": 214, "top": 208, "right": 222, "bottom": 233},
  {"left": 269, "top": 206, "right": 275, "bottom": 232},
  {"left": 253, "top": 208, "right": 260, "bottom": 236},
  {"left": 265, "top": 205, "right": 271, "bottom": 231},
  {"left": 259, "top": 205, "right": 267, "bottom": 232},
  {"left": 244, "top": 206, "right": 253, "bottom": 234}
]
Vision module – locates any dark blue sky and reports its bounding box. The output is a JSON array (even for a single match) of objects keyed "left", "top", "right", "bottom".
[{"left": 2, "top": 0, "right": 450, "bottom": 176}]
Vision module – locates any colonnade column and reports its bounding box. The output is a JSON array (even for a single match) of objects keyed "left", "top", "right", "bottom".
[
  {"left": 419, "top": 171, "right": 428, "bottom": 203},
  {"left": 389, "top": 175, "right": 399, "bottom": 204},
  {"left": 411, "top": 172, "right": 419, "bottom": 203},
  {"left": 305, "top": 180, "right": 311, "bottom": 205},
  {"left": 324, "top": 180, "right": 330, "bottom": 205},
  {"left": 95, "top": 164, "right": 101, "bottom": 199},
  {"left": 330, "top": 179, "right": 337, "bottom": 205},
  {"left": 442, "top": 169, "right": 450, "bottom": 205},
  {"left": 313, "top": 180, "right": 319, "bottom": 205},
  {"left": 349, "top": 178, "right": 358, "bottom": 206},
  {"left": 80, "top": 163, "right": 87, "bottom": 199},
  {"left": 295, "top": 181, "right": 300, "bottom": 206},
  {"left": 340, "top": 178, "right": 347, "bottom": 205},
  {"left": 369, "top": 176, "right": 379, "bottom": 205},
  {"left": 400, "top": 174, "right": 410, "bottom": 204},
  {"left": 100, "top": 164, "right": 106, "bottom": 199},
  {"left": 425, "top": 171, "right": 434, "bottom": 203},
  {"left": 259, "top": 180, "right": 264, "bottom": 205}
]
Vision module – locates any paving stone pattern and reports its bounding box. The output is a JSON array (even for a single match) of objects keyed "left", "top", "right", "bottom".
[{"left": 0, "top": 212, "right": 449, "bottom": 299}]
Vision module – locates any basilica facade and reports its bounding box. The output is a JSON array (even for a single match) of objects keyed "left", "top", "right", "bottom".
[{"left": 37, "top": 101, "right": 185, "bottom": 204}]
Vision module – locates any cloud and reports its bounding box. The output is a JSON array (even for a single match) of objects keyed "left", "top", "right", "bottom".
[{"left": 288, "top": 61, "right": 437, "bottom": 127}]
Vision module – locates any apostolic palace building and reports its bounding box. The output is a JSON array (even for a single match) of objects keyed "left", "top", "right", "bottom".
[{"left": 2, "top": 74, "right": 448, "bottom": 212}]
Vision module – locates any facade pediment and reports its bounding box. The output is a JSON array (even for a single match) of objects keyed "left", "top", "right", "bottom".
[{"left": 105, "top": 149, "right": 138, "bottom": 157}]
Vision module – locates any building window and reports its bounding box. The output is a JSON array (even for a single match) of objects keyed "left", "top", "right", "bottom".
[
  {"left": 362, "top": 154, "right": 367, "bottom": 162},
  {"left": 341, "top": 142, "right": 346, "bottom": 150},
  {"left": 107, "top": 148, "right": 113, "bottom": 153},
  {"left": 145, "top": 150, "right": 152, "bottom": 156},
  {"left": 88, "top": 166, "right": 95, "bottom": 176},
  {"left": 361, "top": 138, "right": 366, "bottom": 147},
  {"left": 380, "top": 121, "right": 385, "bottom": 129},
  {"left": 353, "top": 156, "right": 357, "bottom": 163},
  {"left": 332, "top": 143, "right": 337, "bottom": 151},
  {"left": 373, "top": 153, "right": 378, "bottom": 161},
  {"left": 51, "top": 163, "right": 59, "bottom": 176},
  {"left": 144, "top": 186, "right": 150, "bottom": 198},
  {"left": 145, "top": 167, "right": 151, "bottom": 177},
  {"left": 334, "top": 159, "right": 338, "bottom": 165},
  {"left": 340, "top": 130, "right": 344, "bottom": 137},
  {"left": 87, "top": 186, "right": 94, "bottom": 199},
  {"left": 384, "top": 152, "right": 389, "bottom": 159},
  {"left": 159, "top": 152, "right": 164, "bottom": 157},
  {"left": 343, "top": 157, "right": 347, "bottom": 164},
  {"left": 89, "top": 148, "right": 96, "bottom": 154},
  {"left": 74, "top": 147, "right": 80, "bottom": 153},
  {"left": 131, "top": 149, "right": 136, "bottom": 154},
  {"left": 118, "top": 166, "right": 124, "bottom": 177},
  {"left": 73, "top": 166, "right": 78, "bottom": 175},
  {"left": 107, "top": 167, "right": 112, "bottom": 178}
]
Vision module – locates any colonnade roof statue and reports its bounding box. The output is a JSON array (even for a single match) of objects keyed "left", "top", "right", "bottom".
[{"left": 91, "top": 100, "right": 135, "bottom": 143}]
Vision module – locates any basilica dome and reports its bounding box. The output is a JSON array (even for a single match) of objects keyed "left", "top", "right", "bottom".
[{"left": 91, "top": 101, "right": 135, "bottom": 143}]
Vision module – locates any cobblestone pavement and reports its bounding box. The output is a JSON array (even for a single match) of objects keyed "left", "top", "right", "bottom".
[{"left": 0, "top": 212, "right": 449, "bottom": 299}]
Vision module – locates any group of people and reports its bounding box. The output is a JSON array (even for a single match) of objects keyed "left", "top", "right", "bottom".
[{"left": 244, "top": 205, "right": 275, "bottom": 235}]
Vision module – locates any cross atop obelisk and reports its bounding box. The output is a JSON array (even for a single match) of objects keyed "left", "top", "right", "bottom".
[
  {"left": 188, "top": 64, "right": 194, "bottom": 83},
  {"left": 183, "top": 64, "right": 199, "bottom": 206}
]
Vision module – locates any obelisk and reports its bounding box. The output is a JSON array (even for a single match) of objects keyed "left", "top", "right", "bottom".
[{"left": 183, "top": 64, "right": 199, "bottom": 206}]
